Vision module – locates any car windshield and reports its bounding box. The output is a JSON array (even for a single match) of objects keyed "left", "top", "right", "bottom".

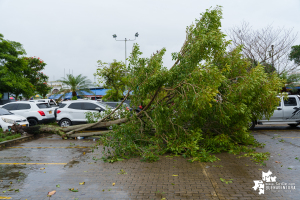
[
  {"left": 104, "top": 102, "right": 130, "bottom": 108},
  {"left": 97, "top": 102, "right": 114, "bottom": 109},
  {"left": 0, "top": 108, "right": 13, "bottom": 115}
]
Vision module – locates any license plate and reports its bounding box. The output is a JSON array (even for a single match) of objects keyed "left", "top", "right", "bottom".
[
  {"left": 22, "top": 124, "right": 27, "bottom": 127},
  {"left": 49, "top": 111, "right": 52, "bottom": 114}
]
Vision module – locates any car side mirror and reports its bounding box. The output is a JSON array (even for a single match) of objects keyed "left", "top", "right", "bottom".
[{"left": 95, "top": 107, "right": 102, "bottom": 112}]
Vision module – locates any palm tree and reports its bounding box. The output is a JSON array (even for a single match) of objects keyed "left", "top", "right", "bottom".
[{"left": 56, "top": 74, "right": 94, "bottom": 99}]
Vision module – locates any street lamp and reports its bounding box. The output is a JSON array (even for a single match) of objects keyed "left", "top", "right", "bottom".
[
  {"left": 269, "top": 45, "right": 275, "bottom": 73},
  {"left": 112, "top": 32, "right": 139, "bottom": 67}
]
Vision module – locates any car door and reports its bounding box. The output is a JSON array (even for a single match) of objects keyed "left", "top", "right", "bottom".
[
  {"left": 67, "top": 102, "right": 85, "bottom": 123},
  {"left": 14, "top": 103, "right": 31, "bottom": 118},
  {"left": 283, "top": 97, "right": 300, "bottom": 121},
  {"left": 260, "top": 97, "right": 283, "bottom": 121},
  {"left": 82, "top": 102, "right": 104, "bottom": 122}
]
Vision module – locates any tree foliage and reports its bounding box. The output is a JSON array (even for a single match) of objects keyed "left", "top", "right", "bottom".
[
  {"left": 99, "top": 7, "right": 284, "bottom": 162},
  {"left": 289, "top": 45, "right": 300, "bottom": 66},
  {"left": 56, "top": 74, "right": 93, "bottom": 98},
  {"left": 0, "top": 34, "right": 51, "bottom": 99},
  {"left": 95, "top": 60, "right": 127, "bottom": 101}
]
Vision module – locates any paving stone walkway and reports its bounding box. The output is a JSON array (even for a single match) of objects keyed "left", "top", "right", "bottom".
[{"left": 0, "top": 126, "right": 299, "bottom": 199}]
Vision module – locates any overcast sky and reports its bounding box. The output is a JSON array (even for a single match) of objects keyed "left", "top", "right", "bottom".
[{"left": 1, "top": 0, "right": 299, "bottom": 84}]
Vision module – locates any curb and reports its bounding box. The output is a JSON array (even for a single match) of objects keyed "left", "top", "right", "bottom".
[{"left": 0, "top": 135, "right": 35, "bottom": 150}]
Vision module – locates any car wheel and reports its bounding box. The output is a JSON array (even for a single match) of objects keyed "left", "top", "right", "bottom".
[
  {"left": 28, "top": 118, "right": 38, "bottom": 126},
  {"left": 60, "top": 119, "right": 71, "bottom": 127},
  {"left": 249, "top": 121, "right": 255, "bottom": 130},
  {"left": 288, "top": 123, "right": 299, "bottom": 128}
]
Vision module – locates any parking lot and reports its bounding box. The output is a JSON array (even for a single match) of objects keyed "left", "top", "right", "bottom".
[{"left": 0, "top": 125, "right": 299, "bottom": 199}]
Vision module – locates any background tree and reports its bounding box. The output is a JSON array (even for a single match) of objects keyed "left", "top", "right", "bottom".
[
  {"left": 227, "top": 22, "right": 298, "bottom": 74},
  {"left": 95, "top": 60, "right": 127, "bottom": 101},
  {"left": 56, "top": 74, "right": 93, "bottom": 99},
  {"left": 0, "top": 33, "right": 29, "bottom": 96},
  {"left": 289, "top": 45, "right": 300, "bottom": 65},
  {"left": 10, "top": 57, "right": 49, "bottom": 99}
]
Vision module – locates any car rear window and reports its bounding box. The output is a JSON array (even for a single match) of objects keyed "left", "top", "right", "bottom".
[{"left": 37, "top": 103, "right": 50, "bottom": 108}]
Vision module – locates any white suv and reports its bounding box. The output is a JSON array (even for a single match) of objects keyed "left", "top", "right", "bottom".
[
  {"left": 0, "top": 108, "right": 29, "bottom": 131},
  {"left": 1, "top": 101, "right": 55, "bottom": 126},
  {"left": 56, "top": 100, "right": 114, "bottom": 127}
]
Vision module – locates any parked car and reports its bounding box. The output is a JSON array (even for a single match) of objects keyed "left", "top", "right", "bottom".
[
  {"left": 0, "top": 108, "right": 29, "bottom": 131},
  {"left": 250, "top": 95, "right": 300, "bottom": 129},
  {"left": 55, "top": 100, "right": 115, "bottom": 127},
  {"left": 29, "top": 99, "right": 58, "bottom": 107},
  {"left": 0, "top": 101, "right": 55, "bottom": 126}
]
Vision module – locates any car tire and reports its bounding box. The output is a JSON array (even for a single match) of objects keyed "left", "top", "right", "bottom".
[
  {"left": 288, "top": 123, "right": 299, "bottom": 128},
  {"left": 249, "top": 121, "right": 255, "bottom": 130},
  {"left": 59, "top": 119, "right": 72, "bottom": 127},
  {"left": 28, "top": 118, "right": 38, "bottom": 126}
]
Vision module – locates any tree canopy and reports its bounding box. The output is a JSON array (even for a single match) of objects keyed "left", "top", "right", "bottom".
[
  {"left": 95, "top": 60, "right": 127, "bottom": 101},
  {"left": 0, "top": 34, "right": 51, "bottom": 99},
  {"left": 227, "top": 22, "right": 298, "bottom": 74},
  {"left": 98, "top": 6, "right": 284, "bottom": 162},
  {"left": 289, "top": 45, "right": 300, "bottom": 66}
]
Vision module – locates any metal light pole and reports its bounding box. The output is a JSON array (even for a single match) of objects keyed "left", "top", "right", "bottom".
[
  {"left": 269, "top": 45, "right": 275, "bottom": 74},
  {"left": 112, "top": 32, "right": 139, "bottom": 67}
]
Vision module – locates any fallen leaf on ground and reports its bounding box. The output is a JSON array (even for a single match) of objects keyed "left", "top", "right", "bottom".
[
  {"left": 275, "top": 161, "right": 281, "bottom": 163},
  {"left": 44, "top": 172, "right": 46, "bottom": 173},
  {"left": 47, "top": 190, "right": 56, "bottom": 196},
  {"left": 83, "top": 152, "right": 86, "bottom": 155},
  {"left": 68, "top": 188, "right": 78, "bottom": 192},
  {"left": 112, "top": 183, "right": 115, "bottom": 186},
  {"left": 258, "top": 169, "right": 262, "bottom": 170},
  {"left": 14, "top": 189, "right": 19, "bottom": 192},
  {"left": 79, "top": 182, "right": 85, "bottom": 185},
  {"left": 56, "top": 184, "right": 60, "bottom": 188},
  {"left": 40, "top": 168, "right": 45, "bottom": 170},
  {"left": 172, "top": 175, "right": 178, "bottom": 176}
]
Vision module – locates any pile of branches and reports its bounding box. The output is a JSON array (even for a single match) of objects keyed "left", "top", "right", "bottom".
[{"left": 23, "top": 6, "right": 284, "bottom": 162}]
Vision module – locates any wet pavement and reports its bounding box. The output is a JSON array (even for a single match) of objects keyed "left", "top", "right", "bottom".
[{"left": 0, "top": 125, "right": 299, "bottom": 199}]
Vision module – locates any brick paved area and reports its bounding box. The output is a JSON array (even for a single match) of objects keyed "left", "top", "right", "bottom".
[{"left": 0, "top": 126, "right": 299, "bottom": 199}]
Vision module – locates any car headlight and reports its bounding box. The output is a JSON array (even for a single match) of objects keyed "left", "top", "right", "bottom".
[{"left": 1, "top": 117, "right": 16, "bottom": 124}]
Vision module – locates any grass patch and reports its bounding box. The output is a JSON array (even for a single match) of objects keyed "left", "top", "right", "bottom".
[{"left": 0, "top": 129, "right": 22, "bottom": 142}]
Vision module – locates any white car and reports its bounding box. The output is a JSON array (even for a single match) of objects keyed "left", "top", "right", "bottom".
[
  {"left": 1, "top": 101, "right": 55, "bottom": 126},
  {"left": 0, "top": 108, "right": 29, "bottom": 131},
  {"left": 250, "top": 95, "right": 300, "bottom": 129},
  {"left": 29, "top": 99, "right": 58, "bottom": 107},
  {"left": 56, "top": 100, "right": 115, "bottom": 127}
]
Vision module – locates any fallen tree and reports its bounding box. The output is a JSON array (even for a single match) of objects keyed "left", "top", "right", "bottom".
[{"left": 21, "top": 6, "right": 284, "bottom": 163}]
